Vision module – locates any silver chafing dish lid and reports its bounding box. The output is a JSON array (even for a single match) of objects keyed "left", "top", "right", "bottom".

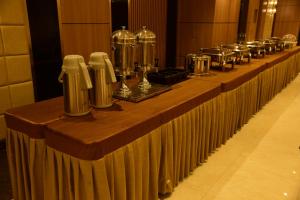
[
  {"left": 186, "top": 53, "right": 210, "bottom": 60},
  {"left": 135, "top": 26, "right": 156, "bottom": 43},
  {"left": 197, "top": 55, "right": 211, "bottom": 60},
  {"left": 223, "top": 43, "right": 250, "bottom": 51},
  {"left": 186, "top": 53, "right": 198, "bottom": 59},
  {"left": 201, "top": 46, "right": 234, "bottom": 55},
  {"left": 270, "top": 37, "right": 284, "bottom": 44},
  {"left": 282, "top": 34, "right": 297, "bottom": 44},
  {"left": 112, "top": 26, "right": 136, "bottom": 45},
  {"left": 271, "top": 37, "right": 282, "bottom": 41},
  {"left": 282, "top": 34, "right": 297, "bottom": 42},
  {"left": 263, "top": 39, "right": 276, "bottom": 45},
  {"left": 246, "top": 41, "right": 265, "bottom": 48}
]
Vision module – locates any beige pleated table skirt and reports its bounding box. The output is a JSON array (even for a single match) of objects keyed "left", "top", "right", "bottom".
[{"left": 6, "top": 50, "right": 300, "bottom": 200}]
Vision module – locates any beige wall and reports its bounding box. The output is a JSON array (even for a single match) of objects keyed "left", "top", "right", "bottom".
[{"left": 0, "top": 0, "right": 35, "bottom": 140}]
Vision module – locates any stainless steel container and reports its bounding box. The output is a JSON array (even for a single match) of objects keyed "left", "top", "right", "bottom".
[
  {"left": 270, "top": 37, "right": 285, "bottom": 52},
  {"left": 246, "top": 41, "right": 266, "bottom": 58},
  {"left": 112, "top": 26, "right": 136, "bottom": 97},
  {"left": 263, "top": 39, "right": 277, "bottom": 54},
  {"left": 282, "top": 34, "right": 297, "bottom": 49},
  {"left": 135, "top": 26, "right": 156, "bottom": 90},
  {"left": 223, "top": 43, "right": 251, "bottom": 64},
  {"left": 185, "top": 54, "right": 211, "bottom": 75},
  {"left": 89, "top": 52, "right": 117, "bottom": 108},
  {"left": 201, "top": 47, "right": 235, "bottom": 71},
  {"left": 58, "top": 55, "right": 92, "bottom": 116}
]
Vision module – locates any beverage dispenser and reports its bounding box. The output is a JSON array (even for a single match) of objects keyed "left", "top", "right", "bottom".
[
  {"left": 112, "top": 26, "right": 136, "bottom": 97},
  {"left": 135, "top": 26, "right": 156, "bottom": 90}
]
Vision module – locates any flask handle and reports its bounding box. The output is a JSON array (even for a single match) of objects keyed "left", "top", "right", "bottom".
[
  {"left": 58, "top": 70, "right": 65, "bottom": 83},
  {"left": 104, "top": 56, "right": 117, "bottom": 83},
  {"left": 79, "top": 62, "right": 93, "bottom": 89}
]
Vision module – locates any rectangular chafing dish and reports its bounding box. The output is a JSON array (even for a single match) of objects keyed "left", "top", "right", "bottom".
[
  {"left": 200, "top": 47, "right": 235, "bottom": 71},
  {"left": 282, "top": 34, "right": 298, "bottom": 49},
  {"left": 223, "top": 43, "right": 251, "bottom": 64},
  {"left": 263, "top": 39, "right": 277, "bottom": 54},
  {"left": 246, "top": 41, "right": 266, "bottom": 58},
  {"left": 270, "top": 37, "right": 285, "bottom": 52}
]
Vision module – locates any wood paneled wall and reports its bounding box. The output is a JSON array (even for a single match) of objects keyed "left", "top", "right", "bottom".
[
  {"left": 128, "top": 0, "right": 167, "bottom": 67},
  {"left": 212, "top": 0, "right": 241, "bottom": 46},
  {"left": 246, "top": 0, "right": 260, "bottom": 40},
  {"left": 273, "top": 0, "right": 300, "bottom": 37},
  {"left": 176, "top": 0, "right": 216, "bottom": 66},
  {"left": 57, "top": 0, "right": 111, "bottom": 61},
  {"left": 176, "top": 0, "right": 241, "bottom": 66}
]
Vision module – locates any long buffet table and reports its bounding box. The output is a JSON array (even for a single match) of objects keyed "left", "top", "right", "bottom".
[{"left": 5, "top": 47, "right": 300, "bottom": 200}]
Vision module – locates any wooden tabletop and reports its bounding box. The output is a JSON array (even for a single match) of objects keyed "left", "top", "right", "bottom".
[
  {"left": 45, "top": 79, "right": 221, "bottom": 160},
  {"left": 5, "top": 47, "right": 300, "bottom": 160}
]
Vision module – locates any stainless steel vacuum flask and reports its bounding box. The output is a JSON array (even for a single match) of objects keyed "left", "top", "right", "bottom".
[
  {"left": 89, "top": 52, "right": 117, "bottom": 108},
  {"left": 58, "top": 55, "right": 92, "bottom": 116}
]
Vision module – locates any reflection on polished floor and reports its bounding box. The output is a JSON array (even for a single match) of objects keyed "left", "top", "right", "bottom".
[{"left": 167, "top": 74, "right": 300, "bottom": 200}]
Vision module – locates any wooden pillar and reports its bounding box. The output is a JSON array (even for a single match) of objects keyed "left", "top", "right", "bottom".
[{"left": 246, "top": 0, "right": 261, "bottom": 41}]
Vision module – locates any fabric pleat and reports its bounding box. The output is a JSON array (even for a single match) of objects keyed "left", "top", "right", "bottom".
[{"left": 6, "top": 52, "right": 300, "bottom": 199}]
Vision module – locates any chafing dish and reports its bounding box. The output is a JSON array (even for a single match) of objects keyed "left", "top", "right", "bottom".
[
  {"left": 184, "top": 53, "right": 211, "bottom": 75},
  {"left": 200, "top": 47, "right": 235, "bottom": 71},
  {"left": 263, "top": 39, "right": 277, "bottom": 54},
  {"left": 245, "top": 41, "right": 266, "bottom": 58},
  {"left": 223, "top": 43, "right": 251, "bottom": 64},
  {"left": 270, "top": 37, "right": 285, "bottom": 52},
  {"left": 282, "top": 34, "right": 297, "bottom": 49}
]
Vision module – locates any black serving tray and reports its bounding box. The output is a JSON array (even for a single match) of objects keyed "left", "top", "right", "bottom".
[{"left": 148, "top": 68, "right": 188, "bottom": 85}]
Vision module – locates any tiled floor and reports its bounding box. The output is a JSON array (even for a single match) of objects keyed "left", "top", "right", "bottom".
[{"left": 167, "top": 75, "right": 300, "bottom": 200}]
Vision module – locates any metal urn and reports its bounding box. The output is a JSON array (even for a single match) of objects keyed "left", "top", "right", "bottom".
[
  {"left": 135, "top": 26, "right": 156, "bottom": 91},
  {"left": 112, "top": 26, "right": 136, "bottom": 97}
]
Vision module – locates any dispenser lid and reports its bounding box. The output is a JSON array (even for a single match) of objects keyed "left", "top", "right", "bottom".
[
  {"left": 62, "top": 55, "right": 85, "bottom": 71},
  {"left": 112, "top": 26, "right": 136, "bottom": 44},
  {"left": 135, "top": 26, "right": 156, "bottom": 43}
]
